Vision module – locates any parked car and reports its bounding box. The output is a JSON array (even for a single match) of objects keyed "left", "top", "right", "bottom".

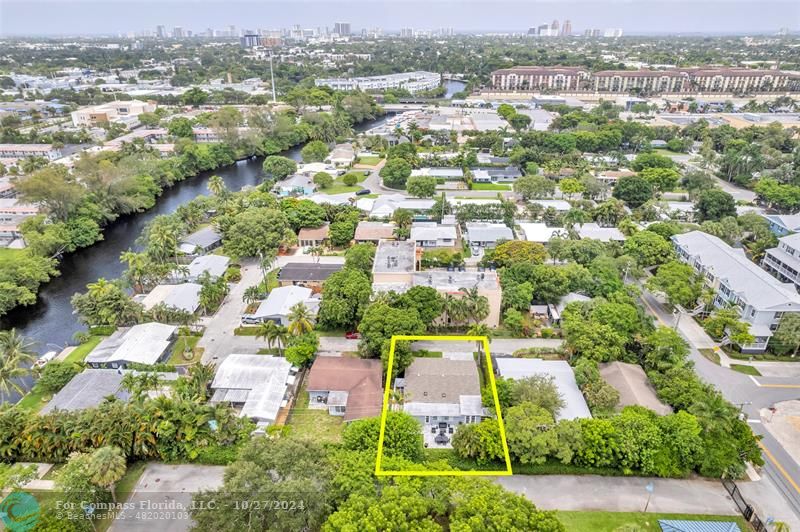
[
  {"left": 34, "top": 351, "right": 58, "bottom": 369},
  {"left": 345, "top": 331, "right": 361, "bottom": 339},
  {"left": 471, "top": 246, "right": 481, "bottom": 256},
  {"left": 355, "top": 189, "right": 371, "bottom": 196}
]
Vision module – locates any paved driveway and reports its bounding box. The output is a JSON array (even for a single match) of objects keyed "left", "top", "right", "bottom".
[{"left": 111, "top": 464, "right": 225, "bottom": 532}]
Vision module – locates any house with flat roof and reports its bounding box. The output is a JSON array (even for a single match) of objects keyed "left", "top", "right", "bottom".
[
  {"left": 401, "top": 358, "right": 486, "bottom": 447},
  {"left": 412, "top": 271, "right": 502, "bottom": 327},
  {"left": 528, "top": 199, "right": 572, "bottom": 212},
  {"left": 673, "top": 231, "right": 800, "bottom": 352},
  {"left": 410, "top": 222, "right": 458, "bottom": 249},
  {"left": 354, "top": 221, "right": 396, "bottom": 244},
  {"left": 298, "top": 224, "right": 329, "bottom": 247},
  {"left": 250, "top": 285, "right": 319, "bottom": 325},
  {"left": 179, "top": 226, "right": 222, "bottom": 255},
  {"left": 86, "top": 323, "right": 177, "bottom": 369},
  {"left": 361, "top": 193, "right": 435, "bottom": 219},
  {"left": 140, "top": 283, "right": 201, "bottom": 314},
  {"left": 275, "top": 174, "right": 315, "bottom": 197},
  {"left": 277, "top": 262, "right": 343, "bottom": 289},
  {"left": 519, "top": 223, "right": 565, "bottom": 243},
  {"left": 465, "top": 222, "right": 514, "bottom": 248},
  {"left": 411, "top": 167, "right": 464, "bottom": 181},
  {"left": 762, "top": 232, "right": 800, "bottom": 292},
  {"left": 576, "top": 223, "right": 626, "bottom": 242},
  {"left": 306, "top": 357, "right": 383, "bottom": 421},
  {"left": 210, "top": 354, "right": 295, "bottom": 427},
  {"left": 494, "top": 358, "right": 592, "bottom": 421},
  {"left": 372, "top": 239, "right": 417, "bottom": 286}
]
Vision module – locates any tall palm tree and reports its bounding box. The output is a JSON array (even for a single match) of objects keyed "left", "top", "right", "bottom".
[
  {"left": 460, "top": 286, "right": 490, "bottom": 325},
  {"left": 207, "top": 175, "right": 227, "bottom": 197},
  {"left": 0, "top": 329, "right": 37, "bottom": 398},
  {"left": 688, "top": 392, "right": 738, "bottom": 434},
  {"left": 467, "top": 323, "right": 492, "bottom": 355},
  {"left": 288, "top": 303, "right": 314, "bottom": 336},
  {"left": 87, "top": 446, "right": 127, "bottom": 502},
  {"left": 256, "top": 320, "right": 281, "bottom": 352}
]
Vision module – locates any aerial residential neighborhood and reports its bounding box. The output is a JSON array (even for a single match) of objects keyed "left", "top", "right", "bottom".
[{"left": 0, "top": 2, "right": 800, "bottom": 531}]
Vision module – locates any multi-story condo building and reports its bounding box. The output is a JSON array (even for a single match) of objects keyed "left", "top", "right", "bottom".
[
  {"left": 491, "top": 66, "right": 800, "bottom": 93},
  {"left": 315, "top": 71, "right": 440, "bottom": 93},
  {"left": 71, "top": 100, "right": 156, "bottom": 128},
  {"left": 673, "top": 231, "right": 800, "bottom": 353},
  {"left": 0, "top": 144, "right": 62, "bottom": 161},
  {"left": 762, "top": 233, "right": 800, "bottom": 292},
  {"left": 490, "top": 66, "right": 590, "bottom": 91}
]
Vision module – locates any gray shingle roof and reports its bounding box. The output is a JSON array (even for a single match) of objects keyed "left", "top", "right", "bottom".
[{"left": 278, "top": 262, "right": 342, "bottom": 282}]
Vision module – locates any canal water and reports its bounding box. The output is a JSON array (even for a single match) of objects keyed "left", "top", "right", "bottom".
[
  {"left": 444, "top": 79, "right": 467, "bottom": 99},
  {"left": 1, "top": 115, "right": 391, "bottom": 356}
]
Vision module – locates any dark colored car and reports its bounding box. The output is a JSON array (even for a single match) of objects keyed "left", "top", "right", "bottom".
[{"left": 355, "top": 189, "right": 371, "bottom": 196}]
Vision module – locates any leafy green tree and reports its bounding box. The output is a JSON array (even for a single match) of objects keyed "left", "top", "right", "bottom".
[
  {"left": 504, "top": 402, "right": 557, "bottom": 464},
  {"left": 514, "top": 174, "right": 555, "bottom": 200},
  {"left": 301, "top": 140, "right": 330, "bottom": 163},
  {"left": 559, "top": 178, "right": 585, "bottom": 200},
  {"left": 357, "top": 303, "right": 426, "bottom": 359},
  {"left": 16, "top": 165, "right": 84, "bottom": 221},
  {"left": 343, "top": 412, "right": 424, "bottom": 462},
  {"left": 329, "top": 220, "right": 357, "bottom": 247},
  {"left": 646, "top": 260, "right": 703, "bottom": 308},
  {"left": 262, "top": 156, "right": 297, "bottom": 180},
  {"left": 33, "top": 361, "right": 79, "bottom": 394},
  {"left": 510, "top": 375, "right": 565, "bottom": 417},
  {"left": 612, "top": 175, "right": 654, "bottom": 208},
  {"left": 344, "top": 243, "right": 376, "bottom": 276},
  {"left": 770, "top": 313, "right": 800, "bottom": 356},
  {"left": 181, "top": 87, "right": 209, "bottom": 106},
  {"left": 509, "top": 113, "right": 532, "bottom": 131},
  {"left": 490, "top": 240, "right": 546, "bottom": 267},
  {"left": 503, "top": 308, "right": 525, "bottom": 337},
  {"left": 452, "top": 418, "right": 505, "bottom": 465},
  {"left": 631, "top": 152, "right": 675, "bottom": 171},
  {"left": 406, "top": 175, "right": 436, "bottom": 198},
  {"left": 318, "top": 268, "right": 373, "bottom": 329},
  {"left": 695, "top": 189, "right": 736, "bottom": 222},
  {"left": 623, "top": 230, "right": 675, "bottom": 267},
  {"left": 221, "top": 208, "right": 289, "bottom": 258},
  {"left": 397, "top": 285, "right": 445, "bottom": 325},
  {"left": 167, "top": 117, "right": 194, "bottom": 138},
  {"left": 642, "top": 326, "right": 690, "bottom": 372},
  {"left": 313, "top": 171, "right": 334, "bottom": 189},
  {"left": 71, "top": 278, "right": 142, "bottom": 327},
  {"left": 341, "top": 172, "right": 360, "bottom": 186},
  {"left": 380, "top": 158, "right": 412, "bottom": 189},
  {"left": 640, "top": 167, "right": 680, "bottom": 193}
]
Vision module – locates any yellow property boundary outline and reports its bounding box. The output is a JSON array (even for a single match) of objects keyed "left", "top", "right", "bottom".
[{"left": 374, "top": 334, "right": 514, "bottom": 476}]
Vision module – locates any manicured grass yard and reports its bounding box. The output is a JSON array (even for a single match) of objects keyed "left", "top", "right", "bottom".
[
  {"left": 471, "top": 183, "right": 511, "bottom": 190},
  {"left": 324, "top": 184, "right": 362, "bottom": 195},
  {"left": 557, "top": 511, "right": 747, "bottom": 532},
  {"left": 357, "top": 156, "right": 382, "bottom": 165},
  {"left": 731, "top": 364, "right": 762, "bottom": 376},
  {"left": 63, "top": 335, "right": 106, "bottom": 364},
  {"left": 698, "top": 348, "right": 721, "bottom": 365},
  {"left": 286, "top": 383, "right": 344, "bottom": 443},
  {"left": 168, "top": 336, "right": 202, "bottom": 365},
  {"left": 16, "top": 387, "right": 51, "bottom": 412}
]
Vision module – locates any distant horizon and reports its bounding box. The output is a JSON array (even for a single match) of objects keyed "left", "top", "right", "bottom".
[{"left": 1, "top": 1, "right": 797, "bottom": 37}]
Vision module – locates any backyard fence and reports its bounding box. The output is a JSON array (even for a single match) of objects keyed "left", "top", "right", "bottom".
[{"left": 721, "top": 478, "right": 768, "bottom": 532}]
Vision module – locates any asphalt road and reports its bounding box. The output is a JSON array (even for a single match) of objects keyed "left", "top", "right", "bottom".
[{"left": 639, "top": 289, "right": 800, "bottom": 519}]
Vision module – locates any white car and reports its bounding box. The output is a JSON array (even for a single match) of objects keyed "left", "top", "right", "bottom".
[{"left": 34, "top": 351, "right": 58, "bottom": 369}]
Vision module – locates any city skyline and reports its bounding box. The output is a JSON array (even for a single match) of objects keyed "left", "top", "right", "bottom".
[{"left": 1, "top": 1, "right": 797, "bottom": 37}]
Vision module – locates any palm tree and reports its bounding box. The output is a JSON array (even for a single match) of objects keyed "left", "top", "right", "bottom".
[
  {"left": 87, "top": 446, "right": 127, "bottom": 502},
  {"left": 242, "top": 285, "right": 261, "bottom": 305},
  {"left": 207, "top": 175, "right": 227, "bottom": 197},
  {"left": 256, "top": 320, "right": 281, "bottom": 352},
  {"left": 460, "top": 286, "right": 490, "bottom": 325},
  {"left": 467, "top": 323, "right": 492, "bottom": 355},
  {"left": 0, "top": 329, "right": 37, "bottom": 398},
  {"left": 688, "top": 392, "right": 738, "bottom": 434},
  {"left": 287, "top": 303, "right": 314, "bottom": 336},
  {"left": 308, "top": 245, "right": 323, "bottom": 264}
]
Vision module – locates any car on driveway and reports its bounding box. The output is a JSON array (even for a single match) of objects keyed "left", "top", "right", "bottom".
[
  {"left": 355, "top": 189, "right": 371, "bottom": 196},
  {"left": 345, "top": 331, "right": 361, "bottom": 339}
]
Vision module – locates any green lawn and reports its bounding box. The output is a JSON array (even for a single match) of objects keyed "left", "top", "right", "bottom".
[
  {"left": 557, "top": 511, "right": 747, "bottom": 532},
  {"left": 653, "top": 148, "right": 686, "bottom": 157},
  {"left": 168, "top": 336, "right": 201, "bottom": 365},
  {"left": 357, "top": 156, "right": 382, "bottom": 165},
  {"left": 363, "top": 193, "right": 379, "bottom": 198},
  {"left": 471, "top": 183, "right": 511, "bottom": 191},
  {"left": 286, "top": 383, "right": 344, "bottom": 443},
  {"left": 64, "top": 335, "right": 106, "bottom": 364},
  {"left": 731, "top": 364, "right": 762, "bottom": 376},
  {"left": 324, "top": 184, "right": 362, "bottom": 195},
  {"left": 698, "top": 348, "right": 721, "bottom": 365},
  {"left": 16, "top": 387, "right": 51, "bottom": 412}
]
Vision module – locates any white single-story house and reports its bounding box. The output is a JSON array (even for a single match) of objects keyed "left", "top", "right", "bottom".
[
  {"left": 86, "top": 322, "right": 177, "bottom": 369},
  {"left": 139, "top": 283, "right": 202, "bottom": 314},
  {"left": 250, "top": 285, "right": 319, "bottom": 325}
]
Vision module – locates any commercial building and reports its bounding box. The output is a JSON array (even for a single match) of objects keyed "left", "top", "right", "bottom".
[
  {"left": 86, "top": 323, "right": 177, "bottom": 369},
  {"left": 306, "top": 357, "right": 383, "bottom": 421},
  {"left": 762, "top": 233, "right": 800, "bottom": 292},
  {"left": 494, "top": 358, "right": 591, "bottom": 420},
  {"left": 315, "top": 71, "right": 441, "bottom": 94},
  {"left": 673, "top": 231, "right": 800, "bottom": 352},
  {"left": 210, "top": 354, "right": 296, "bottom": 427},
  {"left": 491, "top": 67, "right": 800, "bottom": 94},
  {"left": 70, "top": 100, "right": 156, "bottom": 128}
]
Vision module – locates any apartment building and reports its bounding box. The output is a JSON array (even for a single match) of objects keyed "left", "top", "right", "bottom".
[
  {"left": 673, "top": 231, "right": 800, "bottom": 353},
  {"left": 490, "top": 66, "right": 590, "bottom": 91},
  {"left": 314, "top": 71, "right": 441, "bottom": 93},
  {"left": 71, "top": 100, "right": 156, "bottom": 127},
  {"left": 491, "top": 67, "right": 800, "bottom": 94},
  {"left": 762, "top": 233, "right": 800, "bottom": 292},
  {"left": 0, "top": 144, "right": 62, "bottom": 161}
]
